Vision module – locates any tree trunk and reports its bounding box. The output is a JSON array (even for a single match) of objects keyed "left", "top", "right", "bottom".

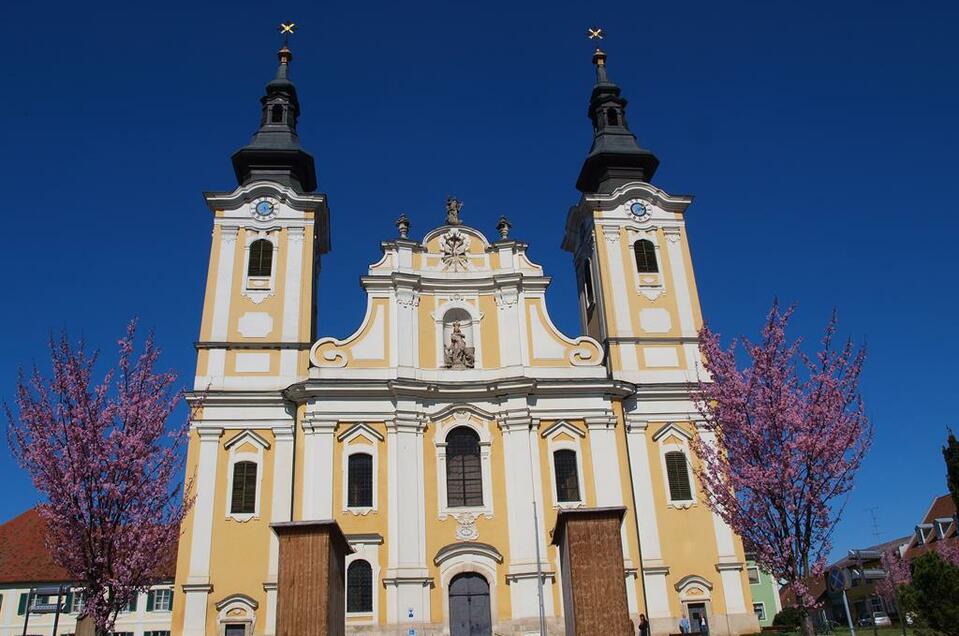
[
  {"left": 801, "top": 611, "right": 816, "bottom": 636},
  {"left": 74, "top": 615, "right": 96, "bottom": 636}
]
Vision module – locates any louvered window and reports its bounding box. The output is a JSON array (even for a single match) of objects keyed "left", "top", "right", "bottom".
[
  {"left": 553, "top": 449, "right": 581, "bottom": 502},
  {"left": 446, "top": 428, "right": 483, "bottom": 508},
  {"left": 348, "top": 453, "right": 373, "bottom": 508},
  {"left": 248, "top": 239, "right": 273, "bottom": 277},
  {"left": 634, "top": 239, "right": 658, "bottom": 273},
  {"left": 582, "top": 259, "right": 595, "bottom": 308},
  {"left": 665, "top": 451, "right": 693, "bottom": 501},
  {"left": 230, "top": 461, "right": 258, "bottom": 514},
  {"left": 346, "top": 560, "right": 373, "bottom": 613}
]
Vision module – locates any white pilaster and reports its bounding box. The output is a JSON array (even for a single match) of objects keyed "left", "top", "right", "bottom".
[
  {"left": 623, "top": 414, "right": 671, "bottom": 618},
  {"left": 183, "top": 426, "right": 222, "bottom": 636},
  {"left": 663, "top": 227, "right": 696, "bottom": 337},
  {"left": 499, "top": 411, "right": 554, "bottom": 619},
  {"left": 302, "top": 417, "right": 336, "bottom": 519},
  {"left": 384, "top": 408, "right": 431, "bottom": 623},
  {"left": 280, "top": 227, "right": 306, "bottom": 378},
  {"left": 264, "top": 426, "right": 294, "bottom": 636},
  {"left": 599, "top": 225, "right": 639, "bottom": 371}
]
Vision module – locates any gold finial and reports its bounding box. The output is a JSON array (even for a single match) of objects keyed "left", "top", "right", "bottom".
[{"left": 587, "top": 27, "right": 607, "bottom": 66}]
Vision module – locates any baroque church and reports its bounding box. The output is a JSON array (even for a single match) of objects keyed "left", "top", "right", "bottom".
[{"left": 173, "top": 40, "right": 760, "bottom": 636}]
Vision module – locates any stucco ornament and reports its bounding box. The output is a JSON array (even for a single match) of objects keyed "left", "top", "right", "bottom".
[
  {"left": 444, "top": 322, "right": 475, "bottom": 369},
  {"left": 439, "top": 228, "right": 471, "bottom": 271},
  {"left": 453, "top": 512, "right": 479, "bottom": 541}
]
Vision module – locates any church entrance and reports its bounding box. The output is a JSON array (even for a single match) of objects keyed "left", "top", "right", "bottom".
[{"left": 449, "top": 572, "right": 492, "bottom": 636}]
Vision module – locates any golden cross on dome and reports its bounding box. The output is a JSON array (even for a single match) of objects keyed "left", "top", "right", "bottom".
[
  {"left": 587, "top": 26, "right": 604, "bottom": 40},
  {"left": 279, "top": 22, "right": 296, "bottom": 35}
]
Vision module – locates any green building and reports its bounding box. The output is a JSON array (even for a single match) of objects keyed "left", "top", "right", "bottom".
[{"left": 745, "top": 555, "right": 782, "bottom": 627}]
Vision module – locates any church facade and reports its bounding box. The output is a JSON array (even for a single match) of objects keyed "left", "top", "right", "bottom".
[{"left": 172, "top": 42, "right": 759, "bottom": 636}]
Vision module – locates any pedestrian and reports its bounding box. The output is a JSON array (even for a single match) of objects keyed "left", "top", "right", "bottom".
[
  {"left": 679, "top": 615, "right": 690, "bottom": 634},
  {"left": 639, "top": 613, "right": 650, "bottom": 636},
  {"left": 699, "top": 615, "right": 709, "bottom": 636}
]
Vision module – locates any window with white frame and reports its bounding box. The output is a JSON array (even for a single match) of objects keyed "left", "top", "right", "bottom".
[
  {"left": 434, "top": 409, "right": 494, "bottom": 518},
  {"left": 542, "top": 420, "right": 587, "bottom": 508},
  {"left": 652, "top": 423, "right": 697, "bottom": 507},
  {"left": 149, "top": 588, "right": 172, "bottom": 612},
  {"left": 753, "top": 602, "right": 766, "bottom": 621},
  {"left": 747, "top": 566, "right": 761, "bottom": 585},
  {"left": 224, "top": 430, "right": 269, "bottom": 521},
  {"left": 935, "top": 517, "right": 953, "bottom": 539},
  {"left": 241, "top": 232, "right": 279, "bottom": 304},
  {"left": 338, "top": 424, "right": 383, "bottom": 515}
]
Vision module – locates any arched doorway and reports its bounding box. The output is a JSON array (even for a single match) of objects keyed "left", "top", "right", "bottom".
[{"left": 449, "top": 572, "right": 491, "bottom": 636}]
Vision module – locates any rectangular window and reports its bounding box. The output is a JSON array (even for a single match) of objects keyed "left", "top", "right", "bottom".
[
  {"left": 347, "top": 453, "right": 374, "bottom": 508},
  {"left": 753, "top": 603, "right": 766, "bottom": 621},
  {"left": 145, "top": 632, "right": 172, "bottom": 636},
  {"left": 665, "top": 451, "right": 693, "bottom": 501},
  {"left": 553, "top": 449, "right": 581, "bottom": 502},
  {"left": 230, "top": 461, "right": 258, "bottom": 514},
  {"left": 747, "top": 566, "right": 761, "bottom": 585},
  {"left": 152, "top": 589, "right": 172, "bottom": 612}
]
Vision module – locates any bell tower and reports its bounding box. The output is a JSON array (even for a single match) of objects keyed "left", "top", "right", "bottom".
[
  {"left": 563, "top": 46, "right": 701, "bottom": 385},
  {"left": 193, "top": 42, "right": 330, "bottom": 392}
]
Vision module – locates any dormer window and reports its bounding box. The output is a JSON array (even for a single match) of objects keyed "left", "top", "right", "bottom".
[
  {"left": 935, "top": 517, "right": 954, "bottom": 539},
  {"left": 916, "top": 524, "right": 933, "bottom": 545}
]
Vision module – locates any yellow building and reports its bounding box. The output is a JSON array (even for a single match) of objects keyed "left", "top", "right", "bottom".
[{"left": 173, "top": 43, "right": 760, "bottom": 636}]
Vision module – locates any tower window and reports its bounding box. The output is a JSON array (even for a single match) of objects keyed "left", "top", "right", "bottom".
[
  {"left": 446, "top": 427, "right": 483, "bottom": 508},
  {"left": 634, "top": 239, "right": 659, "bottom": 274},
  {"left": 665, "top": 451, "right": 693, "bottom": 502},
  {"left": 347, "top": 453, "right": 373, "bottom": 508},
  {"left": 582, "top": 259, "right": 596, "bottom": 310},
  {"left": 346, "top": 560, "right": 373, "bottom": 613},
  {"left": 248, "top": 239, "right": 273, "bottom": 277},
  {"left": 606, "top": 108, "right": 620, "bottom": 126},
  {"left": 271, "top": 104, "right": 284, "bottom": 123},
  {"left": 230, "top": 461, "right": 257, "bottom": 514},
  {"left": 553, "top": 449, "right": 581, "bottom": 503}
]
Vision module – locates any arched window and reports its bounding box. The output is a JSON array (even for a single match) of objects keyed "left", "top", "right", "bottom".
[
  {"left": 446, "top": 427, "right": 483, "bottom": 508},
  {"left": 553, "top": 449, "right": 581, "bottom": 502},
  {"left": 665, "top": 451, "right": 693, "bottom": 501},
  {"left": 347, "top": 453, "right": 373, "bottom": 508},
  {"left": 634, "top": 239, "right": 658, "bottom": 274},
  {"left": 230, "top": 461, "right": 257, "bottom": 514},
  {"left": 271, "top": 104, "right": 284, "bottom": 123},
  {"left": 346, "top": 560, "right": 373, "bottom": 613},
  {"left": 248, "top": 240, "right": 273, "bottom": 277},
  {"left": 582, "top": 259, "right": 595, "bottom": 308},
  {"left": 606, "top": 108, "right": 620, "bottom": 126}
]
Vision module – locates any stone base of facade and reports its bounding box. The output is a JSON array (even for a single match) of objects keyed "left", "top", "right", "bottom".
[
  {"left": 345, "top": 616, "right": 567, "bottom": 635},
  {"left": 651, "top": 612, "right": 761, "bottom": 636}
]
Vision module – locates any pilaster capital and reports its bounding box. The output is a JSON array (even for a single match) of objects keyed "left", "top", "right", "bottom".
[
  {"left": 301, "top": 417, "right": 338, "bottom": 434},
  {"left": 196, "top": 426, "right": 224, "bottom": 441},
  {"left": 286, "top": 225, "right": 306, "bottom": 242},
  {"left": 496, "top": 409, "right": 532, "bottom": 432},
  {"left": 272, "top": 426, "right": 296, "bottom": 442},
  {"left": 219, "top": 224, "right": 240, "bottom": 243},
  {"left": 584, "top": 412, "right": 618, "bottom": 430},
  {"left": 388, "top": 410, "right": 426, "bottom": 433},
  {"left": 662, "top": 225, "right": 683, "bottom": 243},
  {"left": 624, "top": 414, "right": 649, "bottom": 434}
]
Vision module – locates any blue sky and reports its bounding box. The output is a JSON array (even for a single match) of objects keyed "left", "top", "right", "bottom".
[{"left": 0, "top": 0, "right": 956, "bottom": 560}]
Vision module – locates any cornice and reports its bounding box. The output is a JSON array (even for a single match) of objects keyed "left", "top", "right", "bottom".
[{"left": 203, "top": 181, "right": 327, "bottom": 213}]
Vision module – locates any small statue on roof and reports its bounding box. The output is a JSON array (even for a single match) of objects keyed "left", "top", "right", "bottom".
[{"left": 445, "top": 196, "right": 463, "bottom": 225}]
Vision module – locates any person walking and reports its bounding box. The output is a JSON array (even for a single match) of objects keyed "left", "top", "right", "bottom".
[
  {"left": 679, "top": 616, "right": 690, "bottom": 634},
  {"left": 699, "top": 615, "right": 709, "bottom": 636},
  {"left": 638, "top": 613, "right": 650, "bottom": 636}
]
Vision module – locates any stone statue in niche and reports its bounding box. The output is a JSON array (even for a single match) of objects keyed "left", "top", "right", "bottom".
[{"left": 444, "top": 322, "right": 475, "bottom": 369}]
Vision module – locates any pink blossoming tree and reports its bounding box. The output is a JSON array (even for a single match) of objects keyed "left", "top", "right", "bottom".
[
  {"left": 692, "top": 303, "right": 871, "bottom": 636},
  {"left": 5, "top": 322, "right": 194, "bottom": 634}
]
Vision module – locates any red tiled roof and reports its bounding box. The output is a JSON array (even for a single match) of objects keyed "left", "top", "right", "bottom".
[
  {"left": 0, "top": 508, "right": 70, "bottom": 584},
  {"left": 904, "top": 494, "right": 958, "bottom": 559},
  {"left": 0, "top": 508, "right": 178, "bottom": 585}
]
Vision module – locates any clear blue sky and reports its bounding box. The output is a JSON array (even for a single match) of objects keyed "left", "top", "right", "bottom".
[{"left": 1, "top": 0, "right": 956, "bottom": 561}]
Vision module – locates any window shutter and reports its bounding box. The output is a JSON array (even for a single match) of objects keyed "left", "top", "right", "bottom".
[
  {"left": 231, "top": 461, "right": 258, "bottom": 515},
  {"left": 18, "top": 592, "right": 27, "bottom": 615},
  {"left": 146, "top": 590, "right": 155, "bottom": 612},
  {"left": 169, "top": 590, "right": 174, "bottom": 611},
  {"left": 128, "top": 595, "right": 137, "bottom": 612},
  {"left": 665, "top": 451, "right": 692, "bottom": 501},
  {"left": 64, "top": 592, "right": 73, "bottom": 614}
]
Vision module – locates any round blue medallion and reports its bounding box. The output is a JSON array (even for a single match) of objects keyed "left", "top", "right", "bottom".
[{"left": 255, "top": 200, "right": 274, "bottom": 217}]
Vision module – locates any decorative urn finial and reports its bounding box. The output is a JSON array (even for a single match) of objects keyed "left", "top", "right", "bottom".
[
  {"left": 496, "top": 216, "right": 512, "bottom": 239},
  {"left": 395, "top": 213, "right": 411, "bottom": 239}
]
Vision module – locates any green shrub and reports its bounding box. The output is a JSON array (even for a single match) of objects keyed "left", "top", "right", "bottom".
[{"left": 773, "top": 607, "right": 804, "bottom": 628}]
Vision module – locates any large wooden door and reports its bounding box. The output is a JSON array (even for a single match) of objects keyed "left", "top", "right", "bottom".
[{"left": 449, "top": 573, "right": 491, "bottom": 636}]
